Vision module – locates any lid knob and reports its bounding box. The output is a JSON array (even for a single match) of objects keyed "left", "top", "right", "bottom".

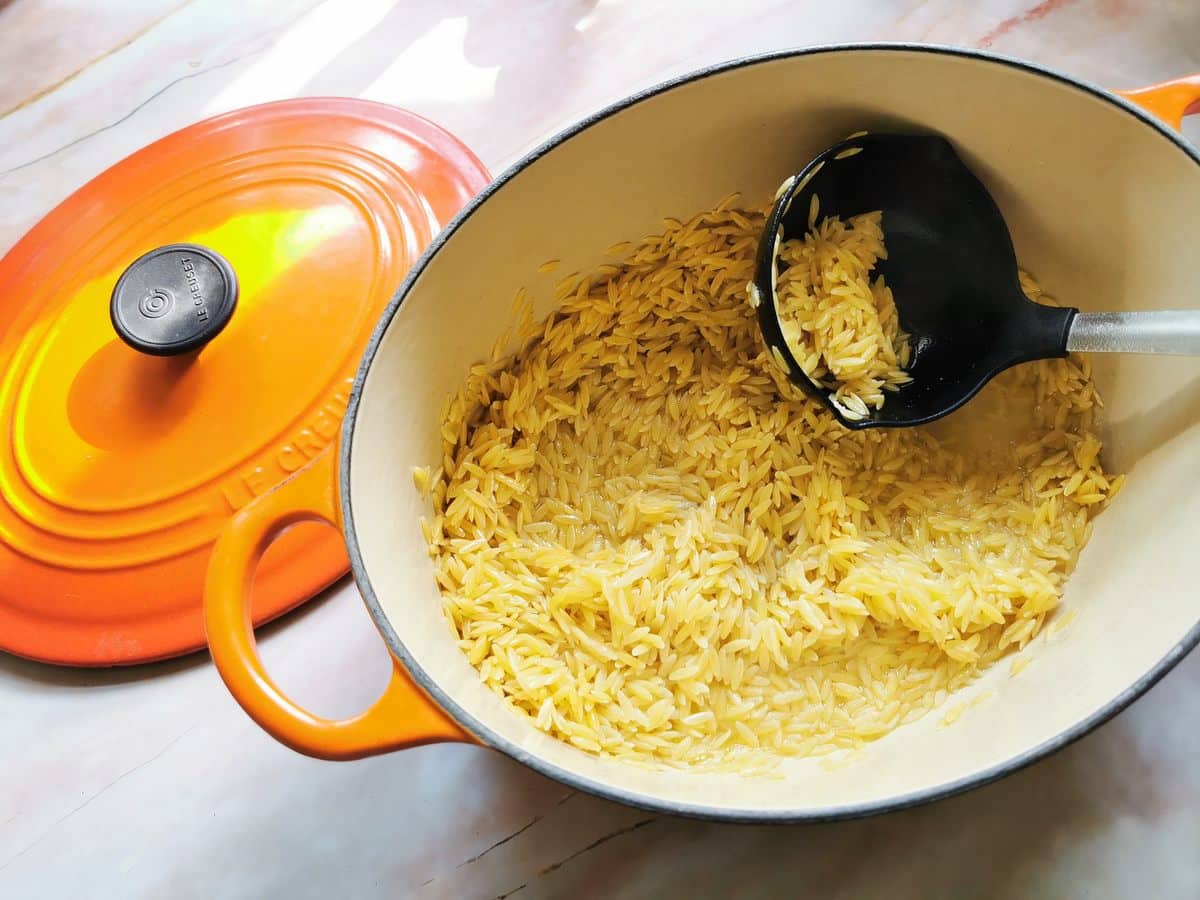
[{"left": 110, "top": 244, "right": 238, "bottom": 356}]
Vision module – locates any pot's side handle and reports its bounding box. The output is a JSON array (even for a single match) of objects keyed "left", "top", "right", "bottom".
[
  {"left": 203, "top": 446, "right": 471, "bottom": 760},
  {"left": 1116, "top": 73, "right": 1200, "bottom": 131}
]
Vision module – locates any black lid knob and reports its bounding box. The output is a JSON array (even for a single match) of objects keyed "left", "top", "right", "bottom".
[{"left": 110, "top": 244, "right": 238, "bottom": 356}]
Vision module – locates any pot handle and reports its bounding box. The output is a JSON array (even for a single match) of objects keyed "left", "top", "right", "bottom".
[
  {"left": 203, "top": 445, "right": 470, "bottom": 760},
  {"left": 1116, "top": 73, "right": 1200, "bottom": 130}
]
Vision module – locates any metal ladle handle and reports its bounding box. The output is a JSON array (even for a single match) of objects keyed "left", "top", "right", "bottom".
[{"left": 1066, "top": 311, "right": 1200, "bottom": 355}]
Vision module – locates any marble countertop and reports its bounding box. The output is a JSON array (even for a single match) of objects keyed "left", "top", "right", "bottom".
[{"left": 2, "top": 1, "right": 1199, "bottom": 897}]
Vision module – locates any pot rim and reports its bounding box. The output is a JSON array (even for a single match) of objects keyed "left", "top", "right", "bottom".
[{"left": 340, "top": 41, "right": 1200, "bottom": 823}]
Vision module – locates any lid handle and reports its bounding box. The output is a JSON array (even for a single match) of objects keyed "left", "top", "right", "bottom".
[{"left": 110, "top": 243, "right": 238, "bottom": 356}]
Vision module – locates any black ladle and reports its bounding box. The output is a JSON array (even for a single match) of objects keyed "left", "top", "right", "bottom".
[{"left": 753, "top": 132, "right": 1200, "bottom": 429}]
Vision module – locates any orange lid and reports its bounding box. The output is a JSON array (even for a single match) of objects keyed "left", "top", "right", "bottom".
[{"left": 0, "top": 98, "right": 489, "bottom": 666}]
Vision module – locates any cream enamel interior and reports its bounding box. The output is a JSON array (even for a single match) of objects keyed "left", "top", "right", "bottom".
[{"left": 347, "top": 48, "right": 1200, "bottom": 817}]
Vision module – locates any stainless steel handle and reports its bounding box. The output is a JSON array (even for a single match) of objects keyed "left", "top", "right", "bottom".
[{"left": 1065, "top": 311, "right": 1200, "bottom": 355}]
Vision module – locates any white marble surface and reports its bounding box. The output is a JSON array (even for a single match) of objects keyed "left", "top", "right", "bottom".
[{"left": 2, "top": 1, "right": 1199, "bottom": 897}]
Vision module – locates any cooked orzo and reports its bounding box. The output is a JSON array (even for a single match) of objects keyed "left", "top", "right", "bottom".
[
  {"left": 774, "top": 207, "right": 912, "bottom": 419},
  {"left": 419, "top": 193, "right": 1122, "bottom": 770}
]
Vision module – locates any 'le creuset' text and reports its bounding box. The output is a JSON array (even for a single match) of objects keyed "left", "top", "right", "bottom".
[
  {"left": 180, "top": 257, "right": 209, "bottom": 323},
  {"left": 219, "top": 377, "right": 353, "bottom": 511}
]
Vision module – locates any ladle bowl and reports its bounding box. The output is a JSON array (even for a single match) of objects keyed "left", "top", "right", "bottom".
[{"left": 753, "top": 132, "right": 1200, "bottom": 428}]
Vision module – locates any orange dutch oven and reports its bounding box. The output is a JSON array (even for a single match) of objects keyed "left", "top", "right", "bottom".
[{"left": 205, "top": 47, "right": 1200, "bottom": 822}]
